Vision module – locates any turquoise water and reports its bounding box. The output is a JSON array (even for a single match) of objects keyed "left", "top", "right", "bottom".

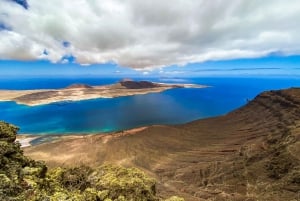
[{"left": 1, "top": 77, "right": 300, "bottom": 135}]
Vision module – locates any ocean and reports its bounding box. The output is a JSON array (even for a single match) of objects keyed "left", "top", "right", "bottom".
[{"left": 1, "top": 76, "right": 300, "bottom": 135}]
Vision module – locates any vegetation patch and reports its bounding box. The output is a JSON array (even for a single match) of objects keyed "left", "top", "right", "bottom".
[{"left": 0, "top": 121, "right": 184, "bottom": 201}]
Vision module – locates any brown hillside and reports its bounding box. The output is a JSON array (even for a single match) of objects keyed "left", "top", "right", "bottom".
[
  {"left": 120, "top": 80, "right": 159, "bottom": 89},
  {"left": 24, "top": 88, "right": 300, "bottom": 201},
  {"left": 65, "top": 84, "right": 93, "bottom": 89}
]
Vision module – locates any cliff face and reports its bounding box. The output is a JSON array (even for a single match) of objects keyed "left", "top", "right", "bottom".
[
  {"left": 24, "top": 88, "right": 300, "bottom": 201},
  {"left": 174, "top": 88, "right": 300, "bottom": 200}
]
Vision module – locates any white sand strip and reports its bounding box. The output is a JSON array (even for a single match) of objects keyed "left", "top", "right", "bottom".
[{"left": 16, "top": 137, "right": 39, "bottom": 148}]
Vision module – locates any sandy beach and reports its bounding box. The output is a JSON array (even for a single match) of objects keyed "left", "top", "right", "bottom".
[
  {"left": 15, "top": 135, "right": 39, "bottom": 148},
  {"left": 16, "top": 126, "right": 149, "bottom": 148}
]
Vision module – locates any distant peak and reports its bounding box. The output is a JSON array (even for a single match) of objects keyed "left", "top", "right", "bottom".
[
  {"left": 65, "top": 84, "right": 93, "bottom": 89},
  {"left": 120, "top": 78, "right": 133, "bottom": 82},
  {"left": 119, "top": 80, "right": 158, "bottom": 89}
]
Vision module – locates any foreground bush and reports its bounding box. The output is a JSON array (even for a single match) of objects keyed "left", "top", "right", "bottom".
[{"left": 0, "top": 121, "right": 183, "bottom": 201}]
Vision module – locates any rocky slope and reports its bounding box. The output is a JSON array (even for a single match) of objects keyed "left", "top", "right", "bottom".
[
  {"left": 24, "top": 88, "right": 300, "bottom": 200},
  {"left": 0, "top": 121, "right": 183, "bottom": 201}
]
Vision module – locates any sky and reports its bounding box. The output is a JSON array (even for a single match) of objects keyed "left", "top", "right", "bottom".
[{"left": 0, "top": 0, "right": 300, "bottom": 77}]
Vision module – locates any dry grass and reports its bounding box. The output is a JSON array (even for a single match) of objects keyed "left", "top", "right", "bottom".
[{"left": 24, "top": 88, "right": 300, "bottom": 200}]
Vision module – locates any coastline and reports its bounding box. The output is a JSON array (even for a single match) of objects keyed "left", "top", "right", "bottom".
[
  {"left": 16, "top": 135, "right": 40, "bottom": 148},
  {"left": 16, "top": 88, "right": 300, "bottom": 200},
  {"left": 0, "top": 81, "right": 208, "bottom": 106},
  {"left": 16, "top": 126, "right": 149, "bottom": 148}
]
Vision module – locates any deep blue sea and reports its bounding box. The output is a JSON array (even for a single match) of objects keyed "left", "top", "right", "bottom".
[{"left": 1, "top": 77, "right": 300, "bottom": 135}]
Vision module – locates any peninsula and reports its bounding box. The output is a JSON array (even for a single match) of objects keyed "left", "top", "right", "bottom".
[{"left": 0, "top": 80, "right": 207, "bottom": 106}]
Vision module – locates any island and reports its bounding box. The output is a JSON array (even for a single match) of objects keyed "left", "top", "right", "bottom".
[{"left": 0, "top": 80, "right": 207, "bottom": 106}]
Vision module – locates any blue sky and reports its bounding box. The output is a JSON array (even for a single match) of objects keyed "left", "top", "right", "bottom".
[
  {"left": 1, "top": 0, "right": 300, "bottom": 78},
  {"left": 0, "top": 55, "right": 299, "bottom": 78}
]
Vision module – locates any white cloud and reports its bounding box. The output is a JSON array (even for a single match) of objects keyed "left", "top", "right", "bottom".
[{"left": 0, "top": 0, "right": 300, "bottom": 69}]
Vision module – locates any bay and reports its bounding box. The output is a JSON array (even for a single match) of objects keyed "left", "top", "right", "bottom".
[{"left": 1, "top": 77, "right": 300, "bottom": 135}]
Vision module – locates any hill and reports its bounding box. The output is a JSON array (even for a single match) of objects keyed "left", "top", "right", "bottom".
[
  {"left": 120, "top": 80, "right": 160, "bottom": 89},
  {"left": 20, "top": 88, "right": 300, "bottom": 200},
  {"left": 0, "top": 121, "right": 183, "bottom": 201},
  {"left": 65, "top": 84, "right": 93, "bottom": 89}
]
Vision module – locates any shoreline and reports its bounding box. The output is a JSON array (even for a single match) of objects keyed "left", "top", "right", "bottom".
[
  {"left": 16, "top": 126, "right": 149, "bottom": 148},
  {"left": 16, "top": 136, "right": 40, "bottom": 148},
  {"left": 0, "top": 81, "right": 208, "bottom": 106}
]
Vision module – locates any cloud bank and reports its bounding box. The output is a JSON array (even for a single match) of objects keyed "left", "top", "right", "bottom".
[{"left": 0, "top": 0, "right": 300, "bottom": 69}]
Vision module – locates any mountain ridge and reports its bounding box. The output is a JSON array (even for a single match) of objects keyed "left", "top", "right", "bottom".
[{"left": 23, "top": 88, "right": 300, "bottom": 200}]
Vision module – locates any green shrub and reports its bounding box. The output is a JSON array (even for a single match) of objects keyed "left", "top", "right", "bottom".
[
  {"left": 0, "top": 121, "right": 185, "bottom": 201},
  {"left": 0, "top": 121, "right": 19, "bottom": 142},
  {"left": 164, "top": 196, "right": 185, "bottom": 201},
  {"left": 88, "top": 164, "right": 157, "bottom": 200}
]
